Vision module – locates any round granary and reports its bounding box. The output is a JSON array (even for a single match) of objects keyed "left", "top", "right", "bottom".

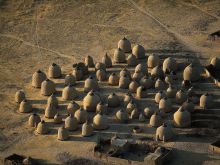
[
  {"left": 107, "top": 93, "right": 120, "bottom": 107},
  {"left": 118, "top": 37, "right": 132, "bottom": 53},
  {"left": 96, "top": 69, "right": 107, "bottom": 82},
  {"left": 173, "top": 106, "right": 191, "bottom": 128},
  {"left": 200, "top": 93, "right": 213, "bottom": 109},
  {"left": 65, "top": 114, "right": 78, "bottom": 131},
  {"left": 62, "top": 85, "right": 78, "bottom": 101},
  {"left": 32, "top": 70, "right": 47, "bottom": 88},
  {"left": 48, "top": 63, "right": 61, "bottom": 78},
  {"left": 67, "top": 101, "right": 80, "bottom": 116},
  {"left": 15, "top": 90, "right": 25, "bottom": 103},
  {"left": 150, "top": 112, "right": 163, "bottom": 128},
  {"left": 28, "top": 113, "right": 41, "bottom": 127},
  {"left": 127, "top": 54, "right": 138, "bottom": 67},
  {"left": 116, "top": 109, "right": 129, "bottom": 123},
  {"left": 156, "top": 123, "right": 173, "bottom": 142},
  {"left": 36, "top": 120, "right": 49, "bottom": 135},
  {"left": 74, "top": 108, "right": 88, "bottom": 124},
  {"left": 47, "top": 93, "right": 58, "bottom": 108},
  {"left": 113, "top": 48, "right": 126, "bottom": 63},
  {"left": 102, "top": 53, "right": 112, "bottom": 68},
  {"left": 45, "top": 103, "right": 57, "bottom": 119},
  {"left": 41, "top": 79, "right": 56, "bottom": 96},
  {"left": 84, "top": 76, "right": 99, "bottom": 92},
  {"left": 19, "top": 99, "right": 32, "bottom": 113},
  {"left": 132, "top": 44, "right": 145, "bottom": 59},
  {"left": 148, "top": 54, "right": 160, "bottom": 68},
  {"left": 108, "top": 72, "right": 119, "bottom": 86},
  {"left": 64, "top": 74, "right": 76, "bottom": 86},
  {"left": 84, "top": 55, "right": 95, "bottom": 68},
  {"left": 83, "top": 91, "right": 101, "bottom": 112},
  {"left": 162, "top": 57, "right": 178, "bottom": 73},
  {"left": 57, "top": 126, "right": 69, "bottom": 141},
  {"left": 82, "top": 121, "right": 94, "bottom": 137},
  {"left": 93, "top": 112, "right": 109, "bottom": 130}
]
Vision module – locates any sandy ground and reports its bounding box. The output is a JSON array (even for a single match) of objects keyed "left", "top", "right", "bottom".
[{"left": 0, "top": 0, "right": 220, "bottom": 164}]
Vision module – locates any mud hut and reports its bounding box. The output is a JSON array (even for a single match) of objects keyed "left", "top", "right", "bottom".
[
  {"left": 83, "top": 91, "right": 101, "bottom": 112},
  {"left": 132, "top": 44, "right": 145, "bottom": 59},
  {"left": 74, "top": 108, "right": 88, "bottom": 124},
  {"left": 150, "top": 112, "right": 163, "bottom": 127},
  {"left": 85, "top": 55, "right": 95, "bottom": 68},
  {"left": 19, "top": 99, "right": 32, "bottom": 113},
  {"left": 159, "top": 97, "right": 172, "bottom": 113},
  {"left": 126, "top": 100, "right": 137, "bottom": 114},
  {"left": 127, "top": 54, "right": 138, "bottom": 66},
  {"left": 93, "top": 112, "right": 109, "bottom": 130},
  {"left": 28, "top": 113, "right": 41, "bottom": 127},
  {"left": 182, "top": 99, "right": 195, "bottom": 112},
  {"left": 183, "top": 63, "right": 201, "bottom": 82},
  {"left": 64, "top": 74, "right": 76, "bottom": 86},
  {"left": 65, "top": 114, "right": 78, "bottom": 131},
  {"left": 57, "top": 126, "right": 69, "bottom": 141},
  {"left": 102, "top": 53, "right": 112, "bottom": 68},
  {"left": 62, "top": 85, "right": 78, "bottom": 101},
  {"left": 116, "top": 109, "right": 129, "bottom": 123},
  {"left": 155, "top": 91, "right": 166, "bottom": 104},
  {"left": 95, "top": 62, "right": 106, "bottom": 72},
  {"left": 118, "top": 37, "right": 131, "bottom": 53},
  {"left": 123, "top": 92, "right": 134, "bottom": 107},
  {"left": 136, "top": 86, "right": 148, "bottom": 98},
  {"left": 15, "top": 90, "right": 25, "bottom": 103},
  {"left": 148, "top": 54, "right": 160, "bottom": 68},
  {"left": 72, "top": 66, "right": 83, "bottom": 81},
  {"left": 144, "top": 106, "right": 155, "bottom": 118},
  {"left": 67, "top": 101, "right": 80, "bottom": 116},
  {"left": 140, "top": 76, "right": 154, "bottom": 89},
  {"left": 36, "top": 120, "right": 48, "bottom": 135},
  {"left": 32, "top": 70, "right": 47, "bottom": 88},
  {"left": 82, "top": 121, "right": 94, "bottom": 137},
  {"left": 130, "top": 107, "right": 140, "bottom": 119},
  {"left": 129, "top": 80, "right": 140, "bottom": 93},
  {"left": 132, "top": 70, "right": 144, "bottom": 82},
  {"left": 166, "top": 84, "right": 177, "bottom": 98},
  {"left": 96, "top": 69, "right": 107, "bottom": 82},
  {"left": 41, "top": 79, "right": 56, "bottom": 96},
  {"left": 155, "top": 78, "right": 166, "bottom": 90},
  {"left": 113, "top": 48, "right": 126, "bottom": 63},
  {"left": 47, "top": 93, "right": 58, "bottom": 108},
  {"left": 200, "top": 93, "right": 213, "bottom": 109},
  {"left": 108, "top": 73, "right": 119, "bottom": 86},
  {"left": 45, "top": 103, "right": 57, "bottom": 119},
  {"left": 162, "top": 57, "right": 178, "bottom": 73},
  {"left": 120, "top": 67, "right": 131, "bottom": 78},
  {"left": 119, "top": 75, "right": 131, "bottom": 89},
  {"left": 84, "top": 76, "right": 99, "bottom": 92},
  {"left": 173, "top": 106, "right": 191, "bottom": 128},
  {"left": 176, "top": 89, "right": 188, "bottom": 104},
  {"left": 135, "top": 63, "right": 147, "bottom": 74},
  {"left": 96, "top": 102, "right": 108, "bottom": 114},
  {"left": 107, "top": 93, "right": 120, "bottom": 107},
  {"left": 156, "top": 123, "right": 173, "bottom": 142},
  {"left": 151, "top": 66, "right": 164, "bottom": 79},
  {"left": 48, "top": 63, "right": 61, "bottom": 78}
]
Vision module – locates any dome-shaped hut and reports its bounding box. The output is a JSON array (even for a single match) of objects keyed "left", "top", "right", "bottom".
[
  {"left": 182, "top": 99, "right": 195, "bottom": 112},
  {"left": 132, "top": 44, "right": 145, "bottom": 59},
  {"left": 173, "top": 106, "right": 191, "bottom": 128},
  {"left": 107, "top": 93, "right": 120, "bottom": 107},
  {"left": 82, "top": 121, "right": 94, "bottom": 137},
  {"left": 62, "top": 85, "right": 78, "bottom": 101},
  {"left": 123, "top": 92, "right": 134, "bottom": 107},
  {"left": 113, "top": 48, "right": 126, "bottom": 63},
  {"left": 65, "top": 114, "right": 78, "bottom": 131},
  {"left": 84, "top": 76, "right": 99, "bottom": 92},
  {"left": 36, "top": 120, "right": 48, "bottom": 135},
  {"left": 93, "top": 112, "right": 109, "bottom": 130},
  {"left": 200, "top": 93, "right": 213, "bottom": 109},
  {"left": 45, "top": 103, "right": 57, "bottom": 118},
  {"left": 127, "top": 54, "right": 138, "bottom": 66},
  {"left": 136, "top": 86, "right": 147, "bottom": 98},
  {"left": 155, "top": 91, "right": 166, "bottom": 104},
  {"left": 54, "top": 113, "right": 62, "bottom": 124},
  {"left": 83, "top": 91, "right": 101, "bottom": 112},
  {"left": 119, "top": 75, "right": 131, "bottom": 89},
  {"left": 96, "top": 102, "right": 108, "bottom": 114},
  {"left": 156, "top": 123, "right": 173, "bottom": 142},
  {"left": 129, "top": 80, "right": 139, "bottom": 93},
  {"left": 148, "top": 54, "right": 160, "bottom": 68},
  {"left": 126, "top": 100, "right": 137, "bottom": 114},
  {"left": 47, "top": 93, "right": 58, "bottom": 108},
  {"left": 166, "top": 84, "right": 177, "bottom": 98},
  {"left": 57, "top": 127, "right": 69, "bottom": 141},
  {"left": 108, "top": 73, "right": 119, "bottom": 86},
  {"left": 72, "top": 66, "right": 83, "bottom": 81},
  {"left": 132, "top": 71, "right": 144, "bottom": 82},
  {"left": 74, "top": 108, "right": 88, "bottom": 124},
  {"left": 84, "top": 55, "right": 95, "bottom": 68},
  {"left": 140, "top": 76, "right": 154, "bottom": 89},
  {"left": 116, "top": 109, "right": 129, "bottom": 123},
  {"left": 159, "top": 97, "right": 172, "bottom": 113},
  {"left": 96, "top": 69, "right": 107, "bottom": 82},
  {"left": 19, "top": 99, "right": 32, "bottom": 113},
  {"left": 118, "top": 37, "right": 131, "bottom": 53},
  {"left": 183, "top": 63, "right": 201, "bottom": 82},
  {"left": 149, "top": 112, "right": 163, "bottom": 127},
  {"left": 15, "top": 90, "right": 25, "bottom": 103},
  {"left": 48, "top": 63, "right": 61, "bottom": 78},
  {"left": 151, "top": 66, "right": 164, "bottom": 79},
  {"left": 41, "top": 79, "right": 56, "bottom": 96},
  {"left": 32, "top": 70, "right": 47, "bottom": 88},
  {"left": 64, "top": 74, "right": 76, "bottom": 86},
  {"left": 95, "top": 62, "right": 106, "bottom": 72},
  {"left": 162, "top": 57, "right": 178, "bottom": 73},
  {"left": 135, "top": 63, "right": 147, "bottom": 74},
  {"left": 120, "top": 68, "right": 131, "bottom": 79},
  {"left": 155, "top": 78, "right": 166, "bottom": 90},
  {"left": 102, "top": 53, "right": 112, "bottom": 68},
  {"left": 67, "top": 101, "right": 80, "bottom": 116},
  {"left": 210, "top": 57, "right": 220, "bottom": 70},
  {"left": 176, "top": 89, "right": 188, "bottom": 104},
  {"left": 28, "top": 113, "right": 41, "bottom": 127}
]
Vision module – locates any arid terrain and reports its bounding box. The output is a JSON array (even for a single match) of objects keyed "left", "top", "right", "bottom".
[{"left": 0, "top": 0, "right": 220, "bottom": 164}]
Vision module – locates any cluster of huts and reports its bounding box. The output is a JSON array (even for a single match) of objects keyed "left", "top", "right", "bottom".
[{"left": 15, "top": 37, "right": 220, "bottom": 142}]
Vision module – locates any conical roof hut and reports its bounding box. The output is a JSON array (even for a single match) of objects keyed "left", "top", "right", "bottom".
[
  {"left": 132, "top": 44, "right": 145, "bottom": 59},
  {"left": 65, "top": 114, "right": 78, "bottom": 131},
  {"left": 67, "top": 101, "right": 80, "bottom": 116},
  {"left": 126, "top": 100, "right": 137, "bottom": 114},
  {"left": 155, "top": 78, "right": 166, "bottom": 90},
  {"left": 72, "top": 66, "right": 83, "bottom": 81},
  {"left": 118, "top": 37, "right": 131, "bottom": 53},
  {"left": 140, "top": 76, "right": 154, "bottom": 89},
  {"left": 85, "top": 55, "right": 95, "bottom": 68},
  {"left": 136, "top": 86, "right": 148, "bottom": 98},
  {"left": 102, "top": 53, "right": 112, "bottom": 68},
  {"left": 64, "top": 74, "right": 76, "bottom": 86},
  {"left": 176, "top": 89, "right": 188, "bottom": 104},
  {"left": 113, "top": 48, "right": 126, "bottom": 63},
  {"left": 149, "top": 112, "right": 163, "bottom": 127},
  {"left": 144, "top": 106, "right": 155, "bottom": 118},
  {"left": 62, "top": 85, "right": 78, "bottom": 101},
  {"left": 148, "top": 54, "right": 160, "bottom": 68},
  {"left": 93, "top": 112, "right": 109, "bottom": 130},
  {"left": 84, "top": 76, "right": 99, "bottom": 92},
  {"left": 123, "top": 92, "right": 134, "bottom": 107},
  {"left": 173, "top": 106, "right": 191, "bottom": 128},
  {"left": 15, "top": 90, "right": 25, "bottom": 103},
  {"left": 107, "top": 93, "right": 120, "bottom": 107},
  {"left": 19, "top": 99, "right": 32, "bottom": 113},
  {"left": 162, "top": 57, "right": 178, "bottom": 73},
  {"left": 36, "top": 120, "right": 48, "bottom": 135},
  {"left": 159, "top": 97, "right": 172, "bottom": 113},
  {"left": 28, "top": 113, "right": 41, "bottom": 127},
  {"left": 200, "top": 93, "right": 213, "bottom": 109},
  {"left": 47, "top": 93, "right": 58, "bottom": 108},
  {"left": 41, "top": 79, "right": 56, "bottom": 96},
  {"left": 96, "top": 69, "right": 107, "bottom": 82},
  {"left": 119, "top": 75, "right": 131, "bottom": 89},
  {"left": 57, "top": 126, "right": 69, "bottom": 141},
  {"left": 120, "top": 67, "right": 131, "bottom": 79},
  {"left": 74, "top": 108, "right": 88, "bottom": 124},
  {"left": 130, "top": 107, "right": 140, "bottom": 119},
  {"left": 82, "top": 121, "right": 94, "bottom": 137},
  {"left": 32, "top": 70, "right": 47, "bottom": 88},
  {"left": 54, "top": 113, "right": 62, "bottom": 124},
  {"left": 95, "top": 62, "right": 106, "bottom": 72},
  {"left": 83, "top": 91, "right": 101, "bottom": 112},
  {"left": 129, "top": 80, "right": 139, "bottom": 93},
  {"left": 151, "top": 66, "right": 164, "bottom": 79},
  {"left": 116, "top": 109, "right": 129, "bottom": 123},
  {"left": 132, "top": 71, "right": 144, "bottom": 82},
  {"left": 155, "top": 91, "right": 166, "bottom": 104},
  {"left": 45, "top": 103, "right": 57, "bottom": 119},
  {"left": 135, "top": 63, "right": 147, "bottom": 74},
  {"left": 48, "top": 63, "right": 61, "bottom": 78},
  {"left": 183, "top": 63, "right": 201, "bottom": 82},
  {"left": 210, "top": 57, "right": 220, "bottom": 70},
  {"left": 182, "top": 99, "right": 195, "bottom": 112},
  {"left": 96, "top": 102, "right": 108, "bottom": 114},
  {"left": 108, "top": 73, "right": 119, "bottom": 86},
  {"left": 127, "top": 54, "right": 138, "bottom": 66},
  {"left": 166, "top": 84, "right": 177, "bottom": 98},
  {"left": 156, "top": 123, "right": 173, "bottom": 142}
]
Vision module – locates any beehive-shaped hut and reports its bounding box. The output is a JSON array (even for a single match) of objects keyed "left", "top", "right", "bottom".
[
  {"left": 118, "top": 37, "right": 131, "bottom": 53},
  {"left": 159, "top": 97, "right": 172, "bottom": 113},
  {"left": 93, "top": 112, "right": 109, "bottom": 130},
  {"left": 62, "top": 85, "right": 78, "bottom": 101},
  {"left": 83, "top": 91, "right": 101, "bottom": 112},
  {"left": 47, "top": 93, "right": 58, "bottom": 108},
  {"left": 72, "top": 66, "right": 83, "bottom": 81},
  {"left": 120, "top": 68, "right": 131, "bottom": 79},
  {"left": 123, "top": 92, "right": 134, "bottom": 107},
  {"left": 156, "top": 123, "right": 173, "bottom": 142},
  {"left": 54, "top": 113, "right": 62, "bottom": 124},
  {"left": 108, "top": 93, "right": 120, "bottom": 107},
  {"left": 166, "top": 84, "right": 177, "bottom": 98},
  {"left": 95, "top": 62, "right": 106, "bottom": 72},
  {"left": 127, "top": 54, "right": 138, "bottom": 66},
  {"left": 113, "top": 48, "right": 126, "bottom": 63},
  {"left": 116, "top": 109, "right": 129, "bottom": 123},
  {"left": 32, "top": 70, "right": 47, "bottom": 88},
  {"left": 19, "top": 99, "right": 32, "bottom": 113},
  {"left": 28, "top": 113, "right": 41, "bottom": 127},
  {"left": 176, "top": 89, "right": 188, "bottom": 104},
  {"left": 200, "top": 93, "right": 213, "bottom": 109},
  {"left": 144, "top": 106, "right": 155, "bottom": 118},
  {"left": 132, "top": 44, "right": 145, "bottom": 59},
  {"left": 183, "top": 63, "right": 201, "bottom": 82},
  {"left": 15, "top": 90, "right": 25, "bottom": 103},
  {"left": 119, "top": 75, "right": 131, "bottom": 89},
  {"left": 64, "top": 74, "right": 76, "bottom": 86},
  {"left": 74, "top": 108, "right": 88, "bottom": 124},
  {"left": 130, "top": 107, "right": 140, "bottom": 119},
  {"left": 129, "top": 80, "right": 139, "bottom": 93},
  {"left": 45, "top": 103, "right": 57, "bottom": 119},
  {"left": 82, "top": 121, "right": 94, "bottom": 137},
  {"left": 96, "top": 102, "right": 107, "bottom": 114},
  {"left": 151, "top": 66, "right": 164, "bottom": 79},
  {"left": 140, "top": 76, "right": 154, "bottom": 89},
  {"left": 136, "top": 86, "right": 147, "bottom": 98},
  {"left": 36, "top": 120, "right": 48, "bottom": 135},
  {"left": 57, "top": 126, "right": 69, "bottom": 141},
  {"left": 48, "top": 63, "right": 61, "bottom": 78},
  {"left": 149, "top": 112, "right": 163, "bottom": 127},
  {"left": 108, "top": 73, "right": 119, "bottom": 86},
  {"left": 65, "top": 114, "right": 78, "bottom": 131},
  {"left": 165, "top": 75, "right": 173, "bottom": 84},
  {"left": 126, "top": 100, "right": 137, "bottom": 114},
  {"left": 182, "top": 99, "right": 195, "bottom": 112},
  {"left": 135, "top": 63, "right": 147, "bottom": 74},
  {"left": 155, "top": 78, "right": 166, "bottom": 90},
  {"left": 96, "top": 69, "right": 107, "bottom": 82},
  {"left": 210, "top": 57, "right": 220, "bottom": 70},
  {"left": 132, "top": 71, "right": 144, "bottom": 82},
  {"left": 148, "top": 54, "right": 160, "bottom": 68},
  {"left": 85, "top": 55, "right": 95, "bottom": 68},
  {"left": 84, "top": 76, "right": 99, "bottom": 92},
  {"left": 102, "top": 53, "right": 112, "bottom": 68},
  {"left": 41, "top": 79, "right": 56, "bottom": 96},
  {"left": 162, "top": 57, "right": 178, "bottom": 73},
  {"left": 67, "top": 101, "right": 80, "bottom": 116},
  {"left": 173, "top": 106, "right": 191, "bottom": 128},
  {"left": 155, "top": 91, "right": 166, "bottom": 104}
]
